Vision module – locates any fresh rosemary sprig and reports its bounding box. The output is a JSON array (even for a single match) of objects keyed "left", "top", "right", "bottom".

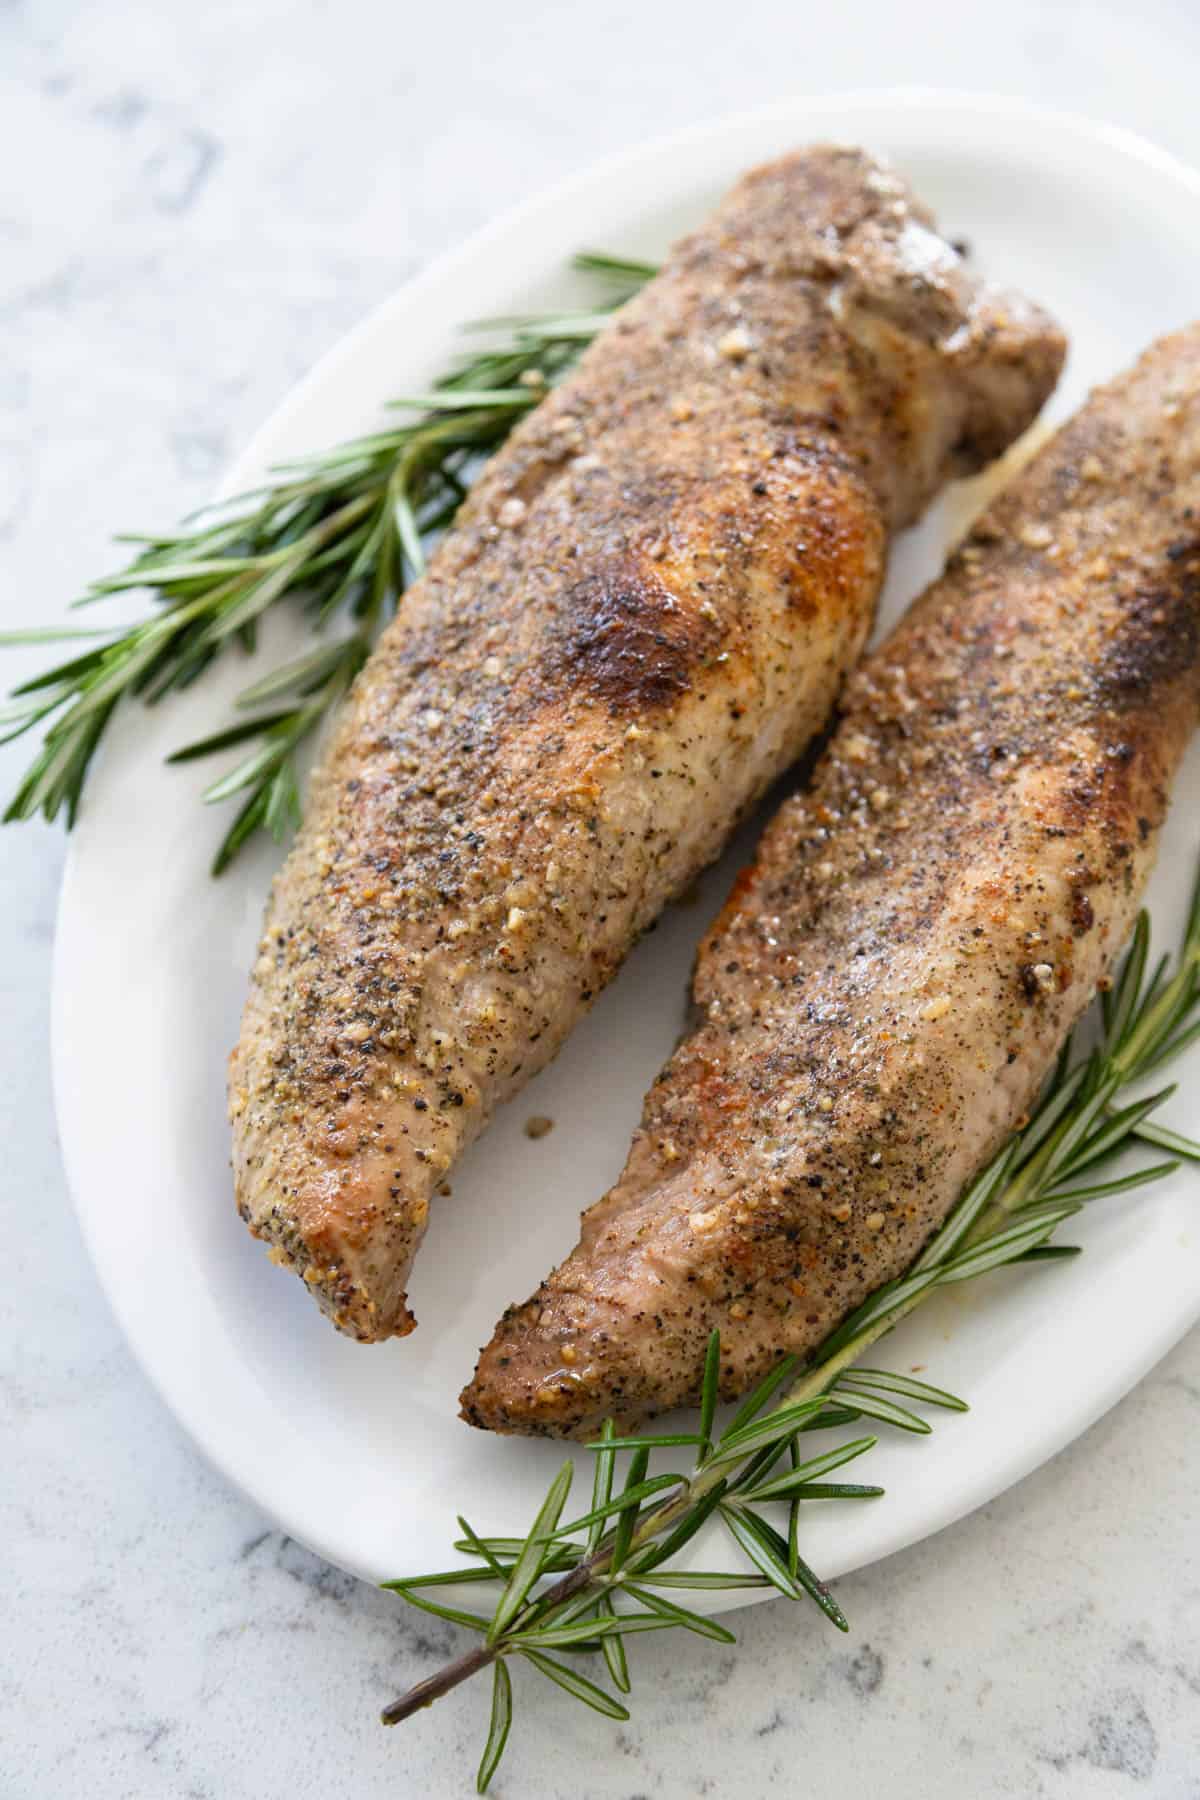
[
  {"left": 381, "top": 864, "right": 1200, "bottom": 1792},
  {"left": 0, "top": 251, "right": 657, "bottom": 874}
]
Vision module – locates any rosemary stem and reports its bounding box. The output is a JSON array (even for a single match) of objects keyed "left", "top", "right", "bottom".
[
  {"left": 381, "top": 1640, "right": 499, "bottom": 1725},
  {"left": 1111, "top": 948, "right": 1199, "bottom": 1075},
  {"left": 379, "top": 1488, "right": 702, "bottom": 1724},
  {"left": 782, "top": 1308, "right": 912, "bottom": 1412}
]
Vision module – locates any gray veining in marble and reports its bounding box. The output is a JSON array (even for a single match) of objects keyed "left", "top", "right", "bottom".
[{"left": 3, "top": 2, "right": 1200, "bottom": 1794}]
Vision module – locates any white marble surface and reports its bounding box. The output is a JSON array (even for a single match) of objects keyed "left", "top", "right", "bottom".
[{"left": 4, "top": 3, "right": 1200, "bottom": 1794}]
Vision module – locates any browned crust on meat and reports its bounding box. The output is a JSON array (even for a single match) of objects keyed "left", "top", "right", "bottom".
[
  {"left": 463, "top": 323, "right": 1200, "bottom": 1436},
  {"left": 229, "top": 145, "right": 1064, "bottom": 1340}
]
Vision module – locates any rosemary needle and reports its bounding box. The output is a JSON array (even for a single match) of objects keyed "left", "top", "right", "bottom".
[
  {"left": 381, "top": 869, "right": 1200, "bottom": 1791},
  {"left": 1, "top": 252, "right": 656, "bottom": 875}
]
